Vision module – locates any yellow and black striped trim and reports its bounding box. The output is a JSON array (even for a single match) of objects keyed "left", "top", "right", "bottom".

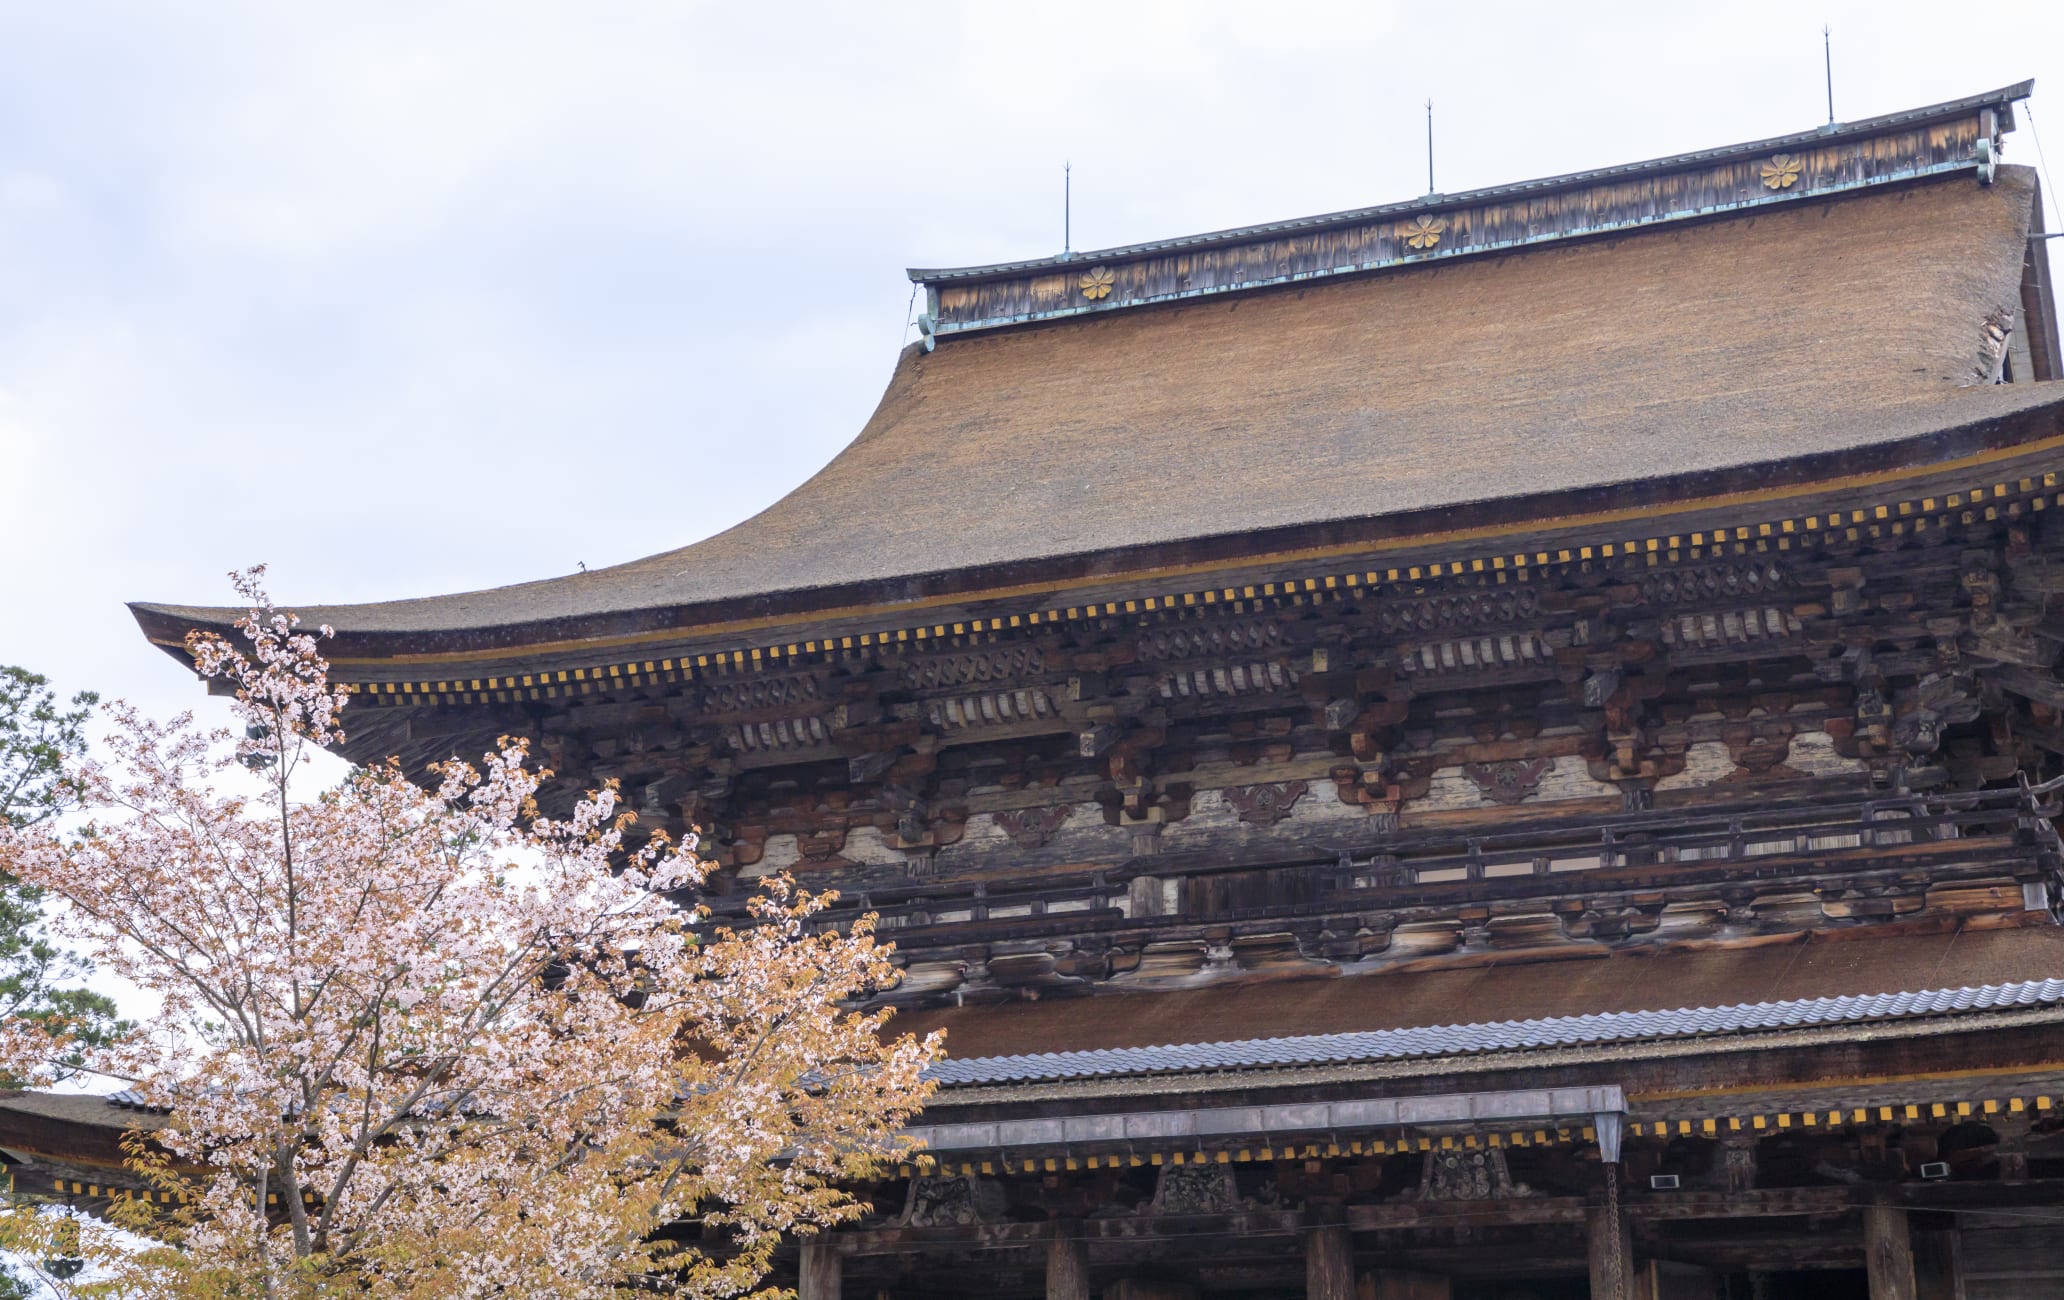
[
  {"left": 889, "top": 1090, "right": 2060, "bottom": 1178},
  {"left": 56, "top": 1179, "right": 337, "bottom": 1208},
  {"left": 1627, "top": 1091, "right": 2054, "bottom": 1139},
  {"left": 894, "top": 1127, "right": 1599, "bottom": 1177}
]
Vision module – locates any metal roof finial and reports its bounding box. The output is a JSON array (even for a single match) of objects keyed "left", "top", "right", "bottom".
[
  {"left": 1426, "top": 99, "right": 1437, "bottom": 196},
  {"left": 1824, "top": 25, "right": 1836, "bottom": 128}
]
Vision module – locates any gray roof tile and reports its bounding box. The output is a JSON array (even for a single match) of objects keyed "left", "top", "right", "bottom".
[{"left": 924, "top": 978, "right": 2064, "bottom": 1087}]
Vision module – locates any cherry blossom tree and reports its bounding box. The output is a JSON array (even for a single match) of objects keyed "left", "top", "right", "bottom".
[{"left": 0, "top": 569, "right": 939, "bottom": 1299}]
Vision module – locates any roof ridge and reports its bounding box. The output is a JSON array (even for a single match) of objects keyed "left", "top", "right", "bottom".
[{"left": 909, "top": 80, "right": 2033, "bottom": 284}]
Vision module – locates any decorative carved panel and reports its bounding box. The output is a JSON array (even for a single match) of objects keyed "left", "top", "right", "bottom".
[
  {"left": 1723, "top": 733, "right": 1798, "bottom": 782},
  {"left": 900, "top": 1174, "right": 1005, "bottom": 1226},
  {"left": 794, "top": 827, "right": 848, "bottom": 862},
  {"left": 1760, "top": 152, "right": 1802, "bottom": 189},
  {"left": 1463, "top": 758, "right": 1553, "bottom": 806},
  {"left": 1137, "top": 618, "right": 1282, "bottom": 662},
  {"left": 1638, "top": 561, "right": 1786, "bottom": 606},
  {"left": 1221, "top": 780, "right": 1309, "bottom": 825},
  {"left": 1723, "top": 1138, "right": 1758, "bottom": 1194},
  {"left": 1400, "top": 213, "right": 1446, "bottom": 249},
  {"left": 901, "top": 646, "right": 1044, "bottom": 691},
  {"left": 1413, "top": 1148, "right": 1532, "bottom": 1201},
  {"left": 992, "top": 804, "right": 1072, "bottom": 849},
  {"left": 1151, "top": 1163, "right": 1240, "bottom": 1215},
  {"left": 1374, "top": 587, "right": 1538, "bottom": 634},
  {"left": 702, "top": 673, "right": 821, "bottom": 714}
]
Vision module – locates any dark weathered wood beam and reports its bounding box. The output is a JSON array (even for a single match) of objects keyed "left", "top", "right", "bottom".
[
  {"left": 1986, "top": 664, "right": 2064, "bottom": 710},
  {"left": 832, "top": 1180, "right": 2064, "bottom": 1259}
]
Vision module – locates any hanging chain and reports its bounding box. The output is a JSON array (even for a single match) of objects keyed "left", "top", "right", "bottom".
[{"left": 1604, "top": 1160, "right": 1628, "bottom": 1300}]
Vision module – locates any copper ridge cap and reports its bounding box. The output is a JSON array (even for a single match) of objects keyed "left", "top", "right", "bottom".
[{"left": 906, "top": 79, "right": 2033, "bottom": 285}]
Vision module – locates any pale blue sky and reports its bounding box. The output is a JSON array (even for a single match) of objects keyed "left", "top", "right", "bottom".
[{"left": 3, "top": 0, "right": 2061, "bottom": 733}]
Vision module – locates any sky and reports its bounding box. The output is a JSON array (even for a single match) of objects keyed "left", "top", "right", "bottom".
[{"left": 3, "top": 0, "right": 2063, "bottom": 739}]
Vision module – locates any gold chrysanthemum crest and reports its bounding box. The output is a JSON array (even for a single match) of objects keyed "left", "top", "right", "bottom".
[
  {"left": 1401, "top": 213, "right": 1447, "bottom": 251},
  {"left": 1760, "top": 153, "right": 1803, "bottom": 190},
  {"left": 1079, "top": 266, "right": 1115, "bottom": 300}
]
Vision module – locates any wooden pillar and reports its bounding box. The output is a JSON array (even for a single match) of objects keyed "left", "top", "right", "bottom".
[
  {"left": 1864, "top": 1206, "right": 1918, "bottom": 1300},
  {"left": 1366, "top": 1271, "right": 1451, "bottom": 1300},
  {"left": 800, "top": 1238, "right": 841, "bottom": 1300},
  {"left": 1307, "top": 1223, "right": 1355, "bottom": 1300},
  {"left": 1587, "top": 1188, "right": 1633, "bottom": 1300},
  {"left": 1912, "top": 1227, "right": 1964, "bottom": 1300},
  {"left": 1048, "top": 1230, "right": 1091, "bottom": 1300},
  {"left": 1644, "top": 1262, "right": 1720, "bottom": 1300}
]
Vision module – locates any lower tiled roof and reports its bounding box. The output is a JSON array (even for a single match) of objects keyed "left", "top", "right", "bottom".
[{"left": 923, "top": 978, "right": 2064, "bottom": 1087}]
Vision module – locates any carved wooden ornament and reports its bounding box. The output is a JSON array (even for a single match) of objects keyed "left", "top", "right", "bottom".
[
  {"left": 992, "top": 804, "right": 1072, "bottom": 849},
  {"left": 1151, "top": 1163, "right": 1241, "bottom": 1215},
  {"left": 1463, "top": 758, "right": 1553, "bottom": 806},
  {"left": 1760, "top": 153, "right": 1803, "bottom": 190},
  {"left": 900, "top": 1174, "right": 1004, "bottom": 1226},
  {"left": 1413, "top": 1148, "right": 1533, "bottom": 1201},
  {"left": 1401, "top": 213, "right": 1447, "bottom": 250},
  {"left": 1079, "top": 266, "right": 1115, "bottom": 299},
  {"left": 1222, "top": 780, "right": 1310, "bottom": 825}
]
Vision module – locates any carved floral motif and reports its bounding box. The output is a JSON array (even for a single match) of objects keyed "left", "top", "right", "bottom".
[
  {"left": 1222, "top": 780, "right": 1309, "bottom": 825},
  {"left": 1079, "top": 266, "right": 1115, "bottom": 299},
  {"left": 992, "top": 804, "right": 1072, "bottom": 849},
  {"left": 1760, "top": 153, "right": 1803, "bottom": 190},
  {"left": 1462, "top": 758, "right": 1553, "bottom": 806},
  {"left": 1414, "top": 1148, "right": 1533, "bottom": 1201},
  {"left": 1401, "top": 213, "right": 1447, "bottom": 250}
]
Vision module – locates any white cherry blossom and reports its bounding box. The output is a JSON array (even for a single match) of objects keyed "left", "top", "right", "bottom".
[{"left": 0, "top": 569, "right": 939, "bottom": 1299}]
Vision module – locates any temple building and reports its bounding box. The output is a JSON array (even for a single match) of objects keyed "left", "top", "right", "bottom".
[{"left": 15, "top": 79, "right": 2064, "bottom": 1298}]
